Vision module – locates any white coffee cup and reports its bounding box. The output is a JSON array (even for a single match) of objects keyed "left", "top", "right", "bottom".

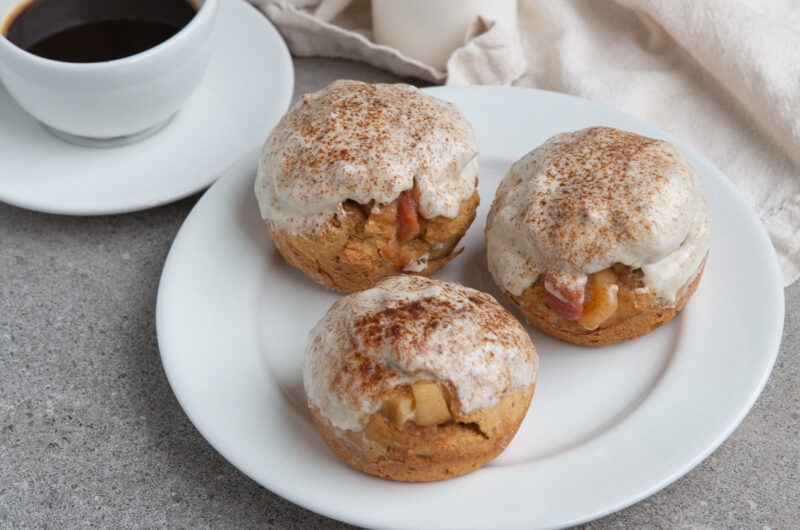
[
  {"left": 372, "top": 0, "right": 517, "bottom": 72},
  {"left": 0, "top": 0, "right": 218, "bottom": 145}
]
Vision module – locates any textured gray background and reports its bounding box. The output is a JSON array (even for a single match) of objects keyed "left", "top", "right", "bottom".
[{"left": 1, "top": 56, "right": 798, "bottom": 528}]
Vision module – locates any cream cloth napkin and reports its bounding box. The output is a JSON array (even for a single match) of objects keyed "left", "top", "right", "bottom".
[{"left": 251, "top": 0, "right": 800, "bottom": 286}]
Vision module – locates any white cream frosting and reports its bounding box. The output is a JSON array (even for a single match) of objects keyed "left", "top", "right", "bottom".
[
  {"left": 303, "top": 275, "right": 538, "bottom": 432},
  {"left": 255, "top": 80, "right": 479, "bottom": 234},
  {"left": 401, "top": 253, "right": 429, "bottom": 272},
  {"left": 486, "top": 127, "right": 711, "bottom": 304}
]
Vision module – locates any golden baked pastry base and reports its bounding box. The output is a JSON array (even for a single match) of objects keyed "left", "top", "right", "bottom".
[
  {"left": 267, "top": 191, "right": 479, "bottom": 293},
  {"left": 308, "top": 385, "right": 534, "bottom": 482},
  {"left": 508, "top": 264, "right": 706, "bottom": 346}
]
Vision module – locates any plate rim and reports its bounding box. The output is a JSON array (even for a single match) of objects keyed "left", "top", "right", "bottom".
[{"left": 156, "top": 85, "right": 785, "bottom": 529}]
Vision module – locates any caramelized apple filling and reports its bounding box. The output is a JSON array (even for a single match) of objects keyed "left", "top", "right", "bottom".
[
  {"left": 395, "top": 190, "right": 420, "bottom": 244},
  {"left": 411, "top": 381, "right": 451, "bottom": 426},
  {"left": 577, "top": 269, "right": 619, "bottom": 330},
  {"left": 355, "top": 190, "right": 420, "bottom": 248},
  {"left": 546, "top": 267, "right": 620, "bottom": 330},
  {"left": 380, "top": 395, "right": 413, "bottom": 427},
  {"left": 380, "top": 381, "right": 452, "bottom": 428},
  {"left": 325, "top": 183, "right": 479, "bottom": 288}
]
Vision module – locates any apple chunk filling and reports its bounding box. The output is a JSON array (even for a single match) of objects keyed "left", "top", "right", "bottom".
[
  {"left": 577, "top": 269, "right": 619, "bottom": 330},
  {"left": 546, "top": 267, "right": 620, "bottom": 330},
  {"left": 381, "top": 395, "right": 413, "bottom": 427},
  {"left": 411, "top": 381, "right": 451, "bottom": 426},
  {"left": 380, "top": 381, "right": 452, "bottom": 428}
]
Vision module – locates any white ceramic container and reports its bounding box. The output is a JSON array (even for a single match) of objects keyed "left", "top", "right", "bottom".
[{"left": 372, "top": 0, "right": 516, "bottom": 71}]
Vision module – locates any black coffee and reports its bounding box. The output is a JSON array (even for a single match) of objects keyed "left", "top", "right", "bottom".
[{"left": 3, "top": 0, "right": 198, "bottom": 63}]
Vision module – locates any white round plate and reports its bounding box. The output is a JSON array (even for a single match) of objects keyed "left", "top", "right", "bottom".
[
  {"left": 156, "top": 86, "right": 784, "bottom": 529},
  {"left": 0, "top": 0, "right": 292, "bottom": 215}
]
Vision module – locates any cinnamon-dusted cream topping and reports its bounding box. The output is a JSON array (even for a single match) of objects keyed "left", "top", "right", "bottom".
[
  {"left": 303, "top": 275, "right": 538, "bottom": 432},
  {"left": 486, "top": 127, "right": 710, "bottom": 304},
  {"left": 255, "top": 80, "right": 478, "bottom": 233}
]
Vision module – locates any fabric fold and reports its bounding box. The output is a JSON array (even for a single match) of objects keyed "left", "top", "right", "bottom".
[
  {"left": 617, "top": 0, "right": 800, "bottom": 169},
  {"left": 251, "top": 0, "right": 445, "bottom": 81},
  {"left": 446, "top": 17, "right": 527, "bottom": 86}
]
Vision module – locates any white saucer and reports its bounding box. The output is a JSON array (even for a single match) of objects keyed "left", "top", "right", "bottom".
[{"left": 0, "top": 0, "right": 293, "bottom": 216}]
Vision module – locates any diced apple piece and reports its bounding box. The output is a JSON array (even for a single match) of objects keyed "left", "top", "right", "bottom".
[
  {"left": 546, "top": 291, "right": 583, "bottom": 321},
  {"left": 381, "top": 396, "right": 414, "bottom": 427},
  {"left": 577, "top": 269, "right": 619, "bottom": 330},
  {"left": 396, "top": 191, "right": 420, "bottom": 244},
  {"left": 411, "top": 381, "right": 451, "bottom": 426}
]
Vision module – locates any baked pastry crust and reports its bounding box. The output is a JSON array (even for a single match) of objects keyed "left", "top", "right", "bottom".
[
  {"left": 303, "top": 275, "right": 538, "bottom": 481},
  {"left": 268, "top": 189, "right": 479, "bottom": 293},
  {"left": 309, "top": 384, "right": 534, "bottom": 482},
  {"left": 507, "top": 263, "right": 705, "bottom": 346}
]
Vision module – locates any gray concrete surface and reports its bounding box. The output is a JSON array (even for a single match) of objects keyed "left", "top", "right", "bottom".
[{"left": 1, "top": 56, "right": 798, "bottom": 528}]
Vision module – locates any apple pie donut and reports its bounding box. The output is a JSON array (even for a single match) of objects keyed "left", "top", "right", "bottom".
[
  {"left": 303, "top": 275, "right": 538, "bottom": 482},
  {"left": 486, "top": 127, "right": 711, "bottom": 346},
  {"left": 255, "top": 80, "right": 480, "bottom": 293}
]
